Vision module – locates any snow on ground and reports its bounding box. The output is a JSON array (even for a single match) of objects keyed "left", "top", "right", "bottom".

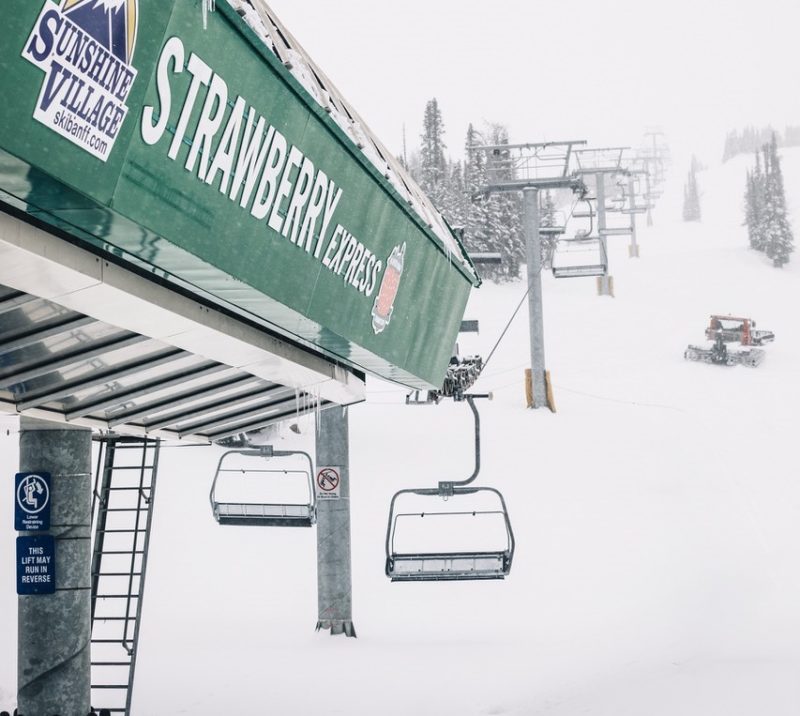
[{"left": 2, "top": 149, "right": 800, "bottom": 714}]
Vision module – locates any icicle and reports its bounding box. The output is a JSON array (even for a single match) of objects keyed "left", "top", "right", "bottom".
[
  {"left": 314, "top": 385, "right": 322, "bottom": 435},
  {"left": 202, "top": 0, "right": 215, "bottom": 30}
]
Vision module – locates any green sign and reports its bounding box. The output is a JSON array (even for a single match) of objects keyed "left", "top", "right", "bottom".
[{"left": 0, "top": 0, "right": 477, "bottom": 389}]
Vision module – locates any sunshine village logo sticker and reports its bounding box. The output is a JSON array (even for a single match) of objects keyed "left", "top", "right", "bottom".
[{"left": 22, "top": 0, "right": 139, "bottom": 162}]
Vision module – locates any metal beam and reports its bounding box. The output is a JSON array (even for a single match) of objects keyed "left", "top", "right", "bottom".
[
  {"left": 107, "top": 374, "right": 259, "bottom": 428},
  {"left": 0, "top": 333, "right": 149, "bottom": 387},
  {"left": 17, "top": 348, "right": 187, "bottom": 411},
  {"left": 479, "top": 176, "right": 585, "bottom": 194},
  {"left": 177, "top": 390, "right": 297, "bottom": 436},
  {"left": 142, "top": 382, "right": 285, "bottom": 432},
  {"left": 0, "top": 290, "right": 37, "bottom": 316},
  {"left": 0, "top": 314, "right": 95, "bottom": 356},
  {"left": 204, "top": 401, "right": 335, "bottom": 442},
  {"left": 65, "top": 362, "right": 229, "bottom": 420},
  {"left": 472, "top": 140, "right": 587, "bottom": 152}
]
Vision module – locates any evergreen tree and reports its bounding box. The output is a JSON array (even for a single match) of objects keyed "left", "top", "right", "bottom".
[
  {"left": 463, "top": 124, "right": 496, "bottom": 278},
  {"left": 483, "top": 123, "right": 524, "bottom": 281},
  {"left": 417, "top": 98, "right": 448, "bottom": 210},
  {"left": 445, "top": 160, "right": 468, "bottom": 231},
  {"left": 753, "top": 152, "right": 768, "bottom": 251},
  {"left": 762, "top": 134, "right": 794, "bottom": 267},
  {"left": 682, "top": 167, "right": 701, "bottom": 221},
  {"left": 743, "top": 169, "right": 759, "bottom": 250}
]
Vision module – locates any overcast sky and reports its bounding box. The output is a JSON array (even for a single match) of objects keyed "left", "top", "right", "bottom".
[{"left": 264, "top": 0, "right": 800, "bottom": 168}]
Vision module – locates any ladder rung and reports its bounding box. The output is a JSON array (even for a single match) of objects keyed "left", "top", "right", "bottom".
[
  {"left": 99, "top": 550, "right": 144, "bottom": 554},
  {"left": 93, "top": 616, "right": 138, "bottom": 621},
  {"left": 91, "top": 638, "right": 132, "bottom": 643},
  {"left": 106, "top": 486, "right": 153, "bottom": 491},
  {"left": 95, "top": 529, "right": 142, "bottom": 533},
  {"left": 92, "top": 661, "right": 132, "bottom": 666},
  {"left": 92, "top": 572, "right": 142, "bottom": 577},
  {"left": 94, "top": 595, "right": 140, "bottom": 599},
  {"left": 106, "top": 464, "right": 155, "bottom": 469},
  {"left": 91, "top": 684, "right": 130, "bottom": 688},
  {"left": 100, "top": 508, "right": 148, "bottom": 513}
]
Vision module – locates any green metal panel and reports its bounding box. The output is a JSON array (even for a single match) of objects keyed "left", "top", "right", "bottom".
[{"left": 0, "top": 0, "right": 477, "bottom": 389}]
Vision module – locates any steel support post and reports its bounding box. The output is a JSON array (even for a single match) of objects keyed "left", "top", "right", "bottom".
[
  {"left": 628, "top": 174, "right": 640, "bottom": 258},
  {"left": 596, "top": 174, "right": 613, "bottom": 296},
  {"left": 645, "top": 169, "right": 653, "bottom": 227},
  {"left": 314, "top": 405, "right": 356, "bottom": 637},
  {"left": 522, "top": 187, "right": 547, "bottom": 408},
  {"left": 18, "top": 417, "right": 92, "bottom": 716}
]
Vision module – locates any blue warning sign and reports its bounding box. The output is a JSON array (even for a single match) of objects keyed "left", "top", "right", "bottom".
[
  {"left": 15, "top": 472, "right": 51, "bottom": 531},
  {"left": 16, "top": 535, "right": 56, "bottom": 595}
]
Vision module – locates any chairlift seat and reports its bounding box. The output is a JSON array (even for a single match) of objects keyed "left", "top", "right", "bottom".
[
  {"left": 387, "top": 550, "right": 511, "bottom": 581},
  {"left": 213, "top": 502, "right": 315, "bottom": 527},
  {"left": 551, "top": 236, "right": 608, "bottom": 278},
  {"left": 552, "top": 263, "right": 608, "bottom": 278}
]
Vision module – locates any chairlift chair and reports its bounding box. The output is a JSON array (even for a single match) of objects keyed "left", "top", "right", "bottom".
[
  {"left": 385, "top": 395, "right": 515, "bottom": 581},
  {"left": 210, "top": 446, "right": 316, "bottom": 527},
  {"left": 572, "top": 200, "right": 596, "bottom": 219},
  {"left": 599, "top": 226, "right": 632, "bottom": 237},
  {"left": 551, "top": 234, "right": 608, "bottom": 278}
]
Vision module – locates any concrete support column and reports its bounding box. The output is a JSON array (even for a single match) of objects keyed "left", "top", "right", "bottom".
[
  {"left": 18, "top": 417, "right": 92, "bottom": 716},
  {"left": 628, "top": 174, "right": 640, "bottom": 258},
  {"left": 314, "top": 406, "right": 355, "bottom": 637},
  {"left": 522, "top": 187, "right": 547, "bottom": 409},
  {"left": 596, "top": 174, "right": 614, "bottom": 296}
]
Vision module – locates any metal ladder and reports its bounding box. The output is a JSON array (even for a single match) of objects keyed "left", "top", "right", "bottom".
[{"left": 90, "top": 435, "right": 160, "bottom": 715}]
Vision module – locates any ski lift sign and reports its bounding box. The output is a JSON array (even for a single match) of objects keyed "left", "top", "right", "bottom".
[
  {"left": 16, "top": 534, "right": 56, "bottom": 595},
  {"left": 316, "top": 467, "right": 341, "bottom": 500},
  {"left": 15, "top": 472, "right": 51, "bottom": 531}
]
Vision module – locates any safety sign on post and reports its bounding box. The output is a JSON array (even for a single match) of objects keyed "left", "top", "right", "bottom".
[
  {"left": 16, "top": 534, "right": 56, "bottom": 595},
  {"left": 316, "top": 466, "right": 341, "bottom": 500},
  {"left": 15, "top": 472, "right": 51, "bottom": 531}
]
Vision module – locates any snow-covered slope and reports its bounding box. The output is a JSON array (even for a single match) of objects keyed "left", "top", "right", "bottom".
[{"left": 2, "top": 149, "right": 800, "bottom": 714}]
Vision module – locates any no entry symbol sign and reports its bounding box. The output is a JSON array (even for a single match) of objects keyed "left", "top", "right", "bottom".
[{"left": 316, "top": 467, "right": 341, "bottom": 500}]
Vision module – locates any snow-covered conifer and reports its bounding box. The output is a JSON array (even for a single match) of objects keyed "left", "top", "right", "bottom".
[
  {"left": 417, "top": 98, "right": 448, "bottom": 210},
  {"left": 762, "top": 134, "right": 794, "bottom": 267},
  {"left": 682, "top": 167, "right": 701, "bottom": 221}
]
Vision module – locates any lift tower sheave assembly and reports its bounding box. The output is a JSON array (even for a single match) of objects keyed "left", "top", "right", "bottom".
[{"left": 473, "top": 140, "right": 588, "bottom": 410}]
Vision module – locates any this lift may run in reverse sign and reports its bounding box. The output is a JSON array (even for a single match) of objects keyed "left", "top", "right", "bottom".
[{"left": 316, "top": 467, "right": 341, "bottom": 500}]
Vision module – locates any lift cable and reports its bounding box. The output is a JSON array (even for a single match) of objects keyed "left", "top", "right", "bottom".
[{"left": 482, "top": 193, "right": 583, "bottom": 372}]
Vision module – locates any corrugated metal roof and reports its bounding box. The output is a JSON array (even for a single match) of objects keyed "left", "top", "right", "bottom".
[{"left": 0, "top": 286, "right": 331, "bottom": 442}]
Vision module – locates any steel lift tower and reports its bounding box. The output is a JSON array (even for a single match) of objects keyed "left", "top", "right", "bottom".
[
  {"left": 573, "top": 147, "right": 631, "bottom": 296},
  {"left": 638, "top": 128, "right": 670, "bottom": 226},
  {"left": 473, "top": 140, "right": 587, "bottom": 409}
]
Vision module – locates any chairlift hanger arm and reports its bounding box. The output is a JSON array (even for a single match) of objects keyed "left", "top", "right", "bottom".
[{"left": 439, "top": 394, "right": 481, "bottom": 492}]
